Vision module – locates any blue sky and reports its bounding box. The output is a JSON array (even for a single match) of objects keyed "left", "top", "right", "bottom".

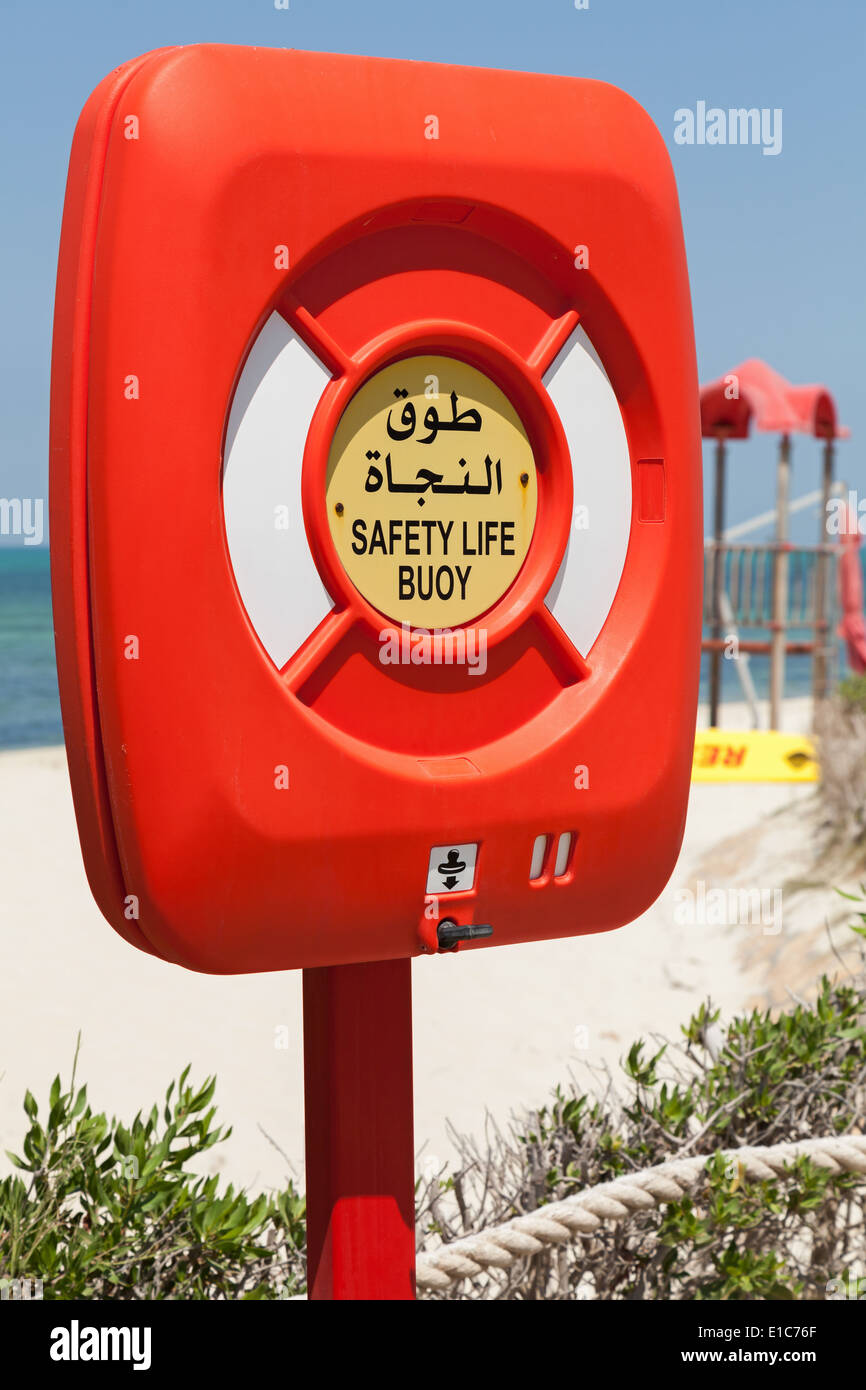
[{"left": 1, "top": 0, "right": 863, "bottom": 541}]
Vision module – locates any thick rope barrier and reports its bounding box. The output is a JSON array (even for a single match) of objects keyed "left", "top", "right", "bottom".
[{"left": 415, "top": 1134, "right": 866, "bottom": 1292}]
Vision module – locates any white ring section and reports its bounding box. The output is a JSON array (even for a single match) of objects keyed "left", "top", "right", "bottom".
[
  {"left": 222, "top": 312, "right": 334, "bottom": 669},
  {"left": 543, "top": 326, "right": 632, "bottom": 656}
]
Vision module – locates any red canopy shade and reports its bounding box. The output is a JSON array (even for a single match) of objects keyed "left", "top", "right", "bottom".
[{"left": 700, "top": 358, "right": 849, "bottom": 440}]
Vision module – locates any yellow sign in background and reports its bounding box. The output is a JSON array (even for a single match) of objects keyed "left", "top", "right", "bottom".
[
  {"left": 326, "top": 356, "right": 538, "bottom": 629},
  {"left": 692, "top": 729, "right": 819, "bottom": 783}
]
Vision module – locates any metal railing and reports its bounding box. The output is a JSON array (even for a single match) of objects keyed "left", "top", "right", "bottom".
[
  {"left": 703, "top": 543, "right": 836, "bottom": 627},
  {"left": 702, "top": 541, "right": 838, "bottom": 727}
]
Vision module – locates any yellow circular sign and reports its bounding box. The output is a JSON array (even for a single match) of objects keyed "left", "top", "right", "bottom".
[{"left": 326, "top": 356, "right": 537, "bottom": 629}]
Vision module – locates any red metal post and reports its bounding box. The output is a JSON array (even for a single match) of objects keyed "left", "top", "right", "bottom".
[{"left": 303, "top": 958, "right": 416, "bottom": 1300}]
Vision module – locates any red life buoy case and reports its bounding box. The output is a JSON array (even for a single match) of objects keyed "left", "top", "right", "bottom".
[{"left": 50, "top": 46, "right": 702, "bottom": 973}]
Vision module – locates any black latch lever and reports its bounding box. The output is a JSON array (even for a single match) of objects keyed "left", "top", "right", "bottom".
[{"left": 436, "top": 919, "right": 493, "bottom": 948}]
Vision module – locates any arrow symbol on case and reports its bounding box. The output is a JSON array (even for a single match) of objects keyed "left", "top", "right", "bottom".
[{"left": 438, "top": 850, "right": 466, "bottom": 889}]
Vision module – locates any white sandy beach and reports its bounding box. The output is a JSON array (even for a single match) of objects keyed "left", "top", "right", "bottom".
[{"left": 0, "top": 696, "right": 856, "bottom": 1194}]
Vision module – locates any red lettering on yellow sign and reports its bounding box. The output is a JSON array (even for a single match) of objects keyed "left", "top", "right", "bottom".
[{"left": 693, "top": 743, "right": 748, "bottom": 768}]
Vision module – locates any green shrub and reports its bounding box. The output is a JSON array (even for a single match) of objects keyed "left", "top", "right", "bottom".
[
  {"left": 4, "top": 969, "right": 865, "bottom": 1300},
  {"left": 0, "top": 1045, "right": 305, "bottom": 1300},
  {"left": 838, "top": 672, "right": 866, "bottom": 714},
  {"left": 418, "top": 975, "right": 866, "bottom": 1300}
]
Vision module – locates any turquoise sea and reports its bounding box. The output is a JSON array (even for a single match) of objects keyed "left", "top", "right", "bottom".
[
  {"left": 0, "top": 545, "right": 845, "bottom": 751},
  {"left": 0, "top": 548, "right": 61, "bottom": 749}
]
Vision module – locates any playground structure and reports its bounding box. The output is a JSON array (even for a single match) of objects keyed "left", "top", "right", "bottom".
[{"left": 700, "top": 359, "right": 849, "bottom": 730}]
